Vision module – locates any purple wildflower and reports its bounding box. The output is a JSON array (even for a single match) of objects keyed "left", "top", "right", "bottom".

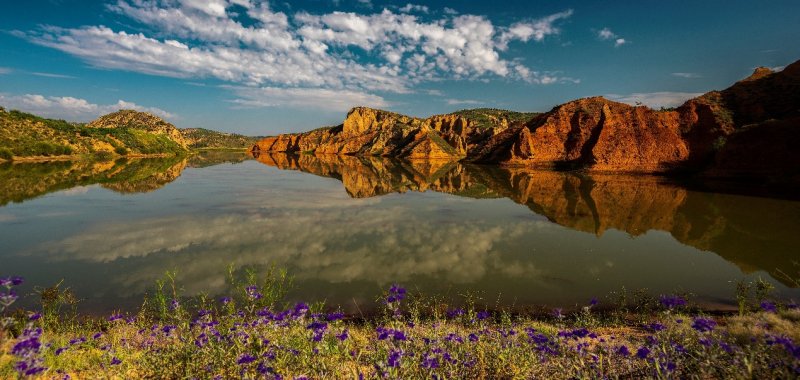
[
  {"left": 691, "top": 318, "right": 716, "bottom": 333},
  {"left": 421, "top": 356, "right": 440, "bottom": 369},
  {"left": 307, "top": 321, "right": 328, "bottom": 342},
  {"left": 326, "top": 311, "right": 345, "bottom": 321},
  {"left": 447, "top": 308, "right": 465, "bottom": 319},
  {"left": 645, "top": 323, "right": 666, "bottom": 332},
  {"left": 220, "top": 296, "right": 232, "bottom": 305},
  {"left": 386, "top": 284, "right": 406, "bottom": 304},
  {"left": 108, "top": 314, "right": 124, "bottom": 322},
  {"left": 291, "top": 302, "right": 309, "bottom": 319},
  {"left": 110, "top": 357, "right": 122, "bottom": 365},
  {"left": 760, "top": 301, "right": 777, "bottom": 313},
  {"left": 616, "top": 345, "right": 630, "bottom": 357},
  {"left": 28, "top": 313, "right": 41, "bottom": 321},
  {"left": 636, "top": 346, "right": 650, "bottom": 359},
  {"left": 238, "top": 354, "right": 257, "bottom": 365},
  {"left": 388, "top": 350, "right": 402, "bottom": 368},
  {"left": 0, "top": 291, "right": 18, "bottom": 307},
  {"left": 336, "top": 329, "right": 349, "bottom": 341},
  {"left": 477, "top": 311, "right": 490, "bottom": 320},
  {"left": 659, "top": 295, "right": 687, "bottom": 309},
  {"left": 245, "top": 286, "right": 263, "bottom": 300},
  {"left": 11, "top": 327, "right": 46, "bottom": 376}
]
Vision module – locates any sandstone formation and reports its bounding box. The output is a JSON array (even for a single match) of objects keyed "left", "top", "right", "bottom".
[{"left": 253, "top": 59, "right": 800, "bottom": 182}]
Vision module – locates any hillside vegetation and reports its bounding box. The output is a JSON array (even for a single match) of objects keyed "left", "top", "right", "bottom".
[
  {"left": 0, "top": 108, "right": 186, "bottom": 160},
  {"left": 181, "top": 128, "right": 261, "bottom": 149},
  {"left": 0, "top": 108, "right": 260, "bottom": 161},
  {"left": 448, "top": 108, "right": 540, "bottom": 128}
]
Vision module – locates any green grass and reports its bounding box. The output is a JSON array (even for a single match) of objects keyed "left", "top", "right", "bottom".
[{"left": 1, "top": 272, "right": 798, "bottom": 379}]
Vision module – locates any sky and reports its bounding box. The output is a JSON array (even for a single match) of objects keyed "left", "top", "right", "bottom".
[{"left": 1, "top": 0, "right": 799, "bottom": 135}]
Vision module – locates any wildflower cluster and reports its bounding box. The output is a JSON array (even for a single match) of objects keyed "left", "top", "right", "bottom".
[{"left": 0, "top": 278, "right": 798, "bottom": 379}]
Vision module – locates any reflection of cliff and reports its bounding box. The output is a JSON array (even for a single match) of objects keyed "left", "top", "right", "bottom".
[
  {"left": 186, "top": 150, "right": 252, "bottom": 168},
  {"left": 255, "top": 153, "right": 800, "bottom": 286},
  {"left": 0, "top": 157, "right": 186, "bottom": 205}
]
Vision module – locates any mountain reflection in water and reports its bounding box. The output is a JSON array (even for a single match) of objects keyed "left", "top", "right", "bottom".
[
  {"left": 0, "top": 151, "right": 797, "bottom": 314},
  {"left": 254, "top": 152, "right": 800, "bottom": 287}
]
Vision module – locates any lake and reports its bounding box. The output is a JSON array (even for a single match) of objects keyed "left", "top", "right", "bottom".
[{"left": 1, "top": 151, "right": 798, "bottom": 314}]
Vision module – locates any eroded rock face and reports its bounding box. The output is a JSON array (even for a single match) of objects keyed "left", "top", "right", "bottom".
[
  {"left": 251, "top": 107, "right": 538, "bottom": 160},
  {"left": 253, "top": 58, "right": 800, "bottom": 179}
]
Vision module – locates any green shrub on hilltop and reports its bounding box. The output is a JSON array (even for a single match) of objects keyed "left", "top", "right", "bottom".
[{"left": 450, "top": 108, "right": 539, "bottom": 128}]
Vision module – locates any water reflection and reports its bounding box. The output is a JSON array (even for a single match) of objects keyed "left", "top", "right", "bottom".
[
  {"left": 1, "top": 151, "right": 797, "bottom": 313},
  {"left": 253, "top": 153, "right": 800, "bottom": 287},
  {"left": 0, "top": 151, "right": 249, "bottom": 205}
]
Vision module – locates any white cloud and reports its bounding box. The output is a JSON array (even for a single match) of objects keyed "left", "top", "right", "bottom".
[
  {"left": 497, "top": 9, "right": 573, "bottom": 49},
  {"left": 597, "top": 27, "right": 616, "bottom": 40},
  {"left": 597, "top": 27, "right": 628, "bottom": 47},
  {"left": 443, "top": 7, "right": 458, "bottom": 15},
  {"left": 671, "top": 72, "right": 701, "bottom": 78},
  {"left": 23, "top": 1, "right": 576, "bottom": 110},
  {"left": 31, "top": 72, "right": 77, "bottom": 79},
  {"left": 398, "top": 3, "right": 428, "bottom": 13},
  {"left": 0, "top": 93, "right": 175, "bottom": 121},
  {"left": 0, "top": 67, "right": 11, "bottom": 75},
  {"left": 607, "top": 92, "right": 703, "bottom": 109},
  {"left": 446, "top": 98, "right": 481, "bottom": 105},
  {"left": 227, "top": 86, "right": 389, "bottom": 112}
]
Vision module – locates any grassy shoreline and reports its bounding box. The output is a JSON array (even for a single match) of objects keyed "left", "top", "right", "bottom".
[{"left": 1, "top": 272, "right": 799, "bottom": 379}]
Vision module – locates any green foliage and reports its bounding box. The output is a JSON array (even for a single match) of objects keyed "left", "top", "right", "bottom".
[
  {"left": 181, "top": 128, "right": 261, "bottom": 149},
  {"left": 427, "top": 131, "right": 460, "bottom": 155},
  {"left": 36, "top": 281, "right": 79, "bottom": 329},
  {"left": 712, "top": 136, "right": 727, "bottom": 152},
  {"left": 0, "top": 147, "right": 12, "bottom": 160},
  {"left": 450, "top": 108, "right": 539, "bottom": 128},
  {"left": 0, "top": 108, "right": 187, "bottom": 158}
]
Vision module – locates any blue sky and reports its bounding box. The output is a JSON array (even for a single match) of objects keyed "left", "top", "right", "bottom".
[{"left": 1, "top": 0, "right": 798, "bottom": 135}]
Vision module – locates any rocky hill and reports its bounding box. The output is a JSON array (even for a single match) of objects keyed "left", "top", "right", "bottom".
[
  {"left": 0, "top": 109, "right": 260, "bottom": 161},
  {"left": 253, "top": 58, "right": 800, "bottom": 182},
  {"left": 0, "top": 109, "right": 189, "bottom": 160},
  {"left": 253, "top": 106, "right": 536, "bottom": 159},
  {"left": 87, "top": 110, "right": 189, "bottom": 148},
  {"left": 180, "top": 128, "right": 261, "bottom": 149}
]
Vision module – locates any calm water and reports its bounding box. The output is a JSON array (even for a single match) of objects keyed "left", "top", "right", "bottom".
[{"left": 1, "top": 151, "right": 798, "bottom": 313}]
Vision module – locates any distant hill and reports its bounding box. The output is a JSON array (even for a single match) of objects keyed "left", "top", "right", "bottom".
[
  {"left": 252, "top": 58, "right": 800, "bottom": 183},
  {"left": 0, "top": 108, "right": 259, "bottom": 161},
  {"left": 181, "top": 128, "right": 261, "bottom": 149}
]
